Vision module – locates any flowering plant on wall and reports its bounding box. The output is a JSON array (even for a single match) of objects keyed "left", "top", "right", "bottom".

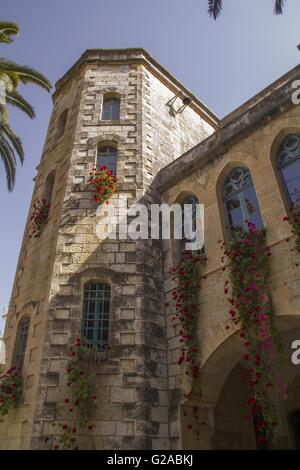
[
  {"left": 283, "top": 204, "right": 300, "bottom": 253},
  {"left": 220, "top": 222, "right": 289, "bottom": 447},
  {"left": 29, "top": 198, "right": 50, "bottom": 238},
  {"left": 44, "top": 338, "right": 96, "bottom": 450},
  {"left": 169, "top": 251, "right": 207, "bottom": 438},
  {"left": 0, "top": 367, "right": 23, "bottom": 416},
  {"left": 89, "top": 165, "right": 117, "bottom": 205}
]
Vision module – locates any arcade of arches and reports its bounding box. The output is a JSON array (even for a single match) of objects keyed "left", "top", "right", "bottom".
[{"left": 181, "top": 316, "right": 300, "bottom": 450}]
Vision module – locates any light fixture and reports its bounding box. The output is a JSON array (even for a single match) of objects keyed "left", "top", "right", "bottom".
[{"left": 166, "top": 92, "right": 192, "bottom": 116}]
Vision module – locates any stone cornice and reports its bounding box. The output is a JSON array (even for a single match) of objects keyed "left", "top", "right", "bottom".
[
  {"left": 154, "top": 64, "right": 300, "bottom": 193},
  {"left": 53, "top": 48, "right": 219, "bottom": 129}
]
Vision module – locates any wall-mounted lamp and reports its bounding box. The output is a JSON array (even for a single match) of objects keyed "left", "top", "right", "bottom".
[{"left": 166, "top": 91, "right": 192, "bottom": 116}]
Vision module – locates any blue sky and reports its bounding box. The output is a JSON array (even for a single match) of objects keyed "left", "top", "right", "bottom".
[{"left": 0, "top": 0, "right": 300, "bottom": 331}]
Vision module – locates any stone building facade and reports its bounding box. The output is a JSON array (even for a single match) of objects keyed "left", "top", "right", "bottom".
[{"left": 0, "top": 48, "right": 300, "bottom": 450}]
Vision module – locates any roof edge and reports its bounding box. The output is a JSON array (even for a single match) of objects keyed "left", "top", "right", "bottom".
[
  {"left": 154, "top": 63, "right": 300, "bottom": 193},
  {"left": 53, "top": 48, "right": 219, "bottom": 128}
]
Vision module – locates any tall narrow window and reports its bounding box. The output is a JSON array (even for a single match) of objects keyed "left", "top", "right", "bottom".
[
  {"left": 82, "top": 283, "right": 111, "bottom": 352},
  {"left": 276, "top": 134, "right": 300, "bottom": 207},
  {"left": 97, "top": 145, "right": 117, "bottom": 175},
  {"left": 223, "top": 167, "right": 263, "bottom": 236},
  {"left": 15, "top": 317, "right": 30, "bottom": 372},
  {"left": 101, "top": 96, "right": 120, "bottom": 121},
  {"left": 45, "top": 170, "right": 55, "bottom": 203},
  {"left": 57, "top": 109, "right": 68, "bottom": 138},
  {"left": 179, "top": 195, "right": 203, "bottom": 256}
]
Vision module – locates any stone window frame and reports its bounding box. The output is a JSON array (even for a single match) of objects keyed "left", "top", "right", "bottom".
[
  {"left": 100, "top": 91, "right": 122, "bottom": 122},
  {"left": 101, "top": 93, "right": 121, "bottom": 121},
  {"left": 218, "top": 164, "right": 264, "bottom": 240},
  {"left": 269, "top": 126, "right": 300, "bottom": 214},
  {"left": 96, "top": 143, "right": 118, "bottom": 176},
  {"left": 12, "top": 314, "right": 31, "bottom": 373},
  {"left": 81, "top": 281, "right": 111, "bottom": 352},
  {"left": 73, "top": 268, "right": 125, "bottom": 358},
  {"left": 272, "top": 129, "right": 300, "bottom": 210},
  {"left": 170, "top": 190, "right": 202, "bottom": 266},
  {"left": 56, "top": 108, "right": 69, "bottom": 140},
  {"left": 44, "top": 169, "right": 56, "bottom": 207},
  {"left": 88, "top": 134, "right": 126, "bottom": 180}
]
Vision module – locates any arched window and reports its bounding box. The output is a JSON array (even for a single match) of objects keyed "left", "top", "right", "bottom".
[
  {"left": 14, "top": 317, "right": 30, "bottom": 372},
  {"left": 57, "top": 109, "right": 68, "bottom": 138},
  {"left": 223, "top": 167, "right": 263, "bottom": 236},
  {"left": 101, "top": 96, "right": 120, "bottom": 121},
  {"left": 45, "top": 170, "right": 55, "bottom": 203},
  {"left": 97, "top": 145, "right": 117, "bottom": 175},
  {"left": 179, "top": 195, "right": 203, "bottom": 256},
  {"left": 276, "top": 134, "right": 300, "bottom": 208},
  {"left": 82, "top": 283, "right": 111, "bottom": 352}
]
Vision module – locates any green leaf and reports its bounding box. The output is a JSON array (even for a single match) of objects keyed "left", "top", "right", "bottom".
[{"left": 0, "top": 22, "right": 19, "bottom": 44}]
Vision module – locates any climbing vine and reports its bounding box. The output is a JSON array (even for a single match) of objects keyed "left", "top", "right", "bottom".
[
  {"left": 45, "top": 338, "right": 96, "bottom": 450},
  {"left": 29, "top": 198, "right": 50, "bottom": 238},
  {"left": 89, "top": 164, "right": 117, "bottom": 205},
  {"left": 284, "top": 205, "right": 300, "bottom": 253},
  {"left": 169, "top": 251, "right": 207, "bottom": 438},
  {"left": 0, "top": 367, "right": 23, "bottom": 416},
  {"left": 220, "top": 222, "right": 289, "bottom": 448}
]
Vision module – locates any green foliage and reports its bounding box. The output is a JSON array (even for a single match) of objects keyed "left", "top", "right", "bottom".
[
  {"left": 29, "top": 199, "right": 50, "bottom": 238},
  {"left": 221, "top": 223, "right": 288, "bottom": 447},
  {"left": 45, "top": 338, "right": 96, "bottom": 450},
  {"left": 170, "top": 252, "right": 207, "bottom": 437},
  {"left": 66, "top": 339, "right": 91, "bottom": 424},
  {"left": 89, "top": 164, "right": 118, "bottom": 205},
  {"left": 284, "top": 206, "right": 300, "bottom": 254},
  {"left": 208, "top": 0, "right": 285, "bottom": 19},
  {"left": 0, "top": 21, "right": 51, "bottom": 190},
  {"left": 0, "top": 367, "right": 23, "bottom": 416}
]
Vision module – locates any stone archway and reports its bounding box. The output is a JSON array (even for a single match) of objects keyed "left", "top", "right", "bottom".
[{"left": 180, "top": 316, "right": 300, "bottom": 450}]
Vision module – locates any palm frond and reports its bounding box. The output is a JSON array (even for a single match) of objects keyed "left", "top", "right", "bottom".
[
  {"left": 0, "top": 136, "right": 16, "bottom": 191},
  {"left": 274, "top": 0, "right": 285, "bottom": 14},
  {"left": 6, "top": 90, "right": 35, "bottom": 119},
  {"left": 0, "top": 70, "right": 19, "bottom": 90},
  {"left": 0, "top": 59, "right": 52, "bottom": 91},
  {"left": 208, "top": 0, "right": 223, "bottom": 20},
  {"left": 0, "top": 22, "right": 19, "bottom": 44},
  {"left": 1, "top": 121, "right": 24, "bottom": 163}
]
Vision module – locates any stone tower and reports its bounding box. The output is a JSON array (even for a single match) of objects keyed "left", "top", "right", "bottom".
[{"left": 0, "top": 49, "right": 218, "bottom": 450}]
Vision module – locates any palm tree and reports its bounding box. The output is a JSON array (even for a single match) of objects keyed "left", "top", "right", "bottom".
[
  {"left": 208, "top": 0, "right": 286, "bottom": 20},
  {"left": 0, "top": 21, "right": 52, "bottom": 191}
]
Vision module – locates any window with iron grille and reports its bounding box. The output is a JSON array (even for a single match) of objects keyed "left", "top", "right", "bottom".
[
  {"left": 15, "top": 317, "right": 30, "bottom": 372},
  {"left": 101, "top": 97, "right": 120, "bottom": 121},
  {"left": 223, "top": 167, "right": 263, "bottom": 237},
  {"left": 82, "top": 283, "right": 111, "bottom": 352},
  {"left": 277, "top": 134, "right": 300, "bottom": 208},
  {"left": 97, "top": 145, "right": 117, "bottom": 175}
]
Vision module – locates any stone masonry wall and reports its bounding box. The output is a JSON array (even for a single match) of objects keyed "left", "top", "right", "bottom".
[
  {"left": 0, "top": 71, "right": 84, "bottom": 449},
  {"left": 161, "top": 103, "right": 300, "bottom": 449},
  {"left": 0, "top": 50, "right": 215, "bottom": 450}
]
